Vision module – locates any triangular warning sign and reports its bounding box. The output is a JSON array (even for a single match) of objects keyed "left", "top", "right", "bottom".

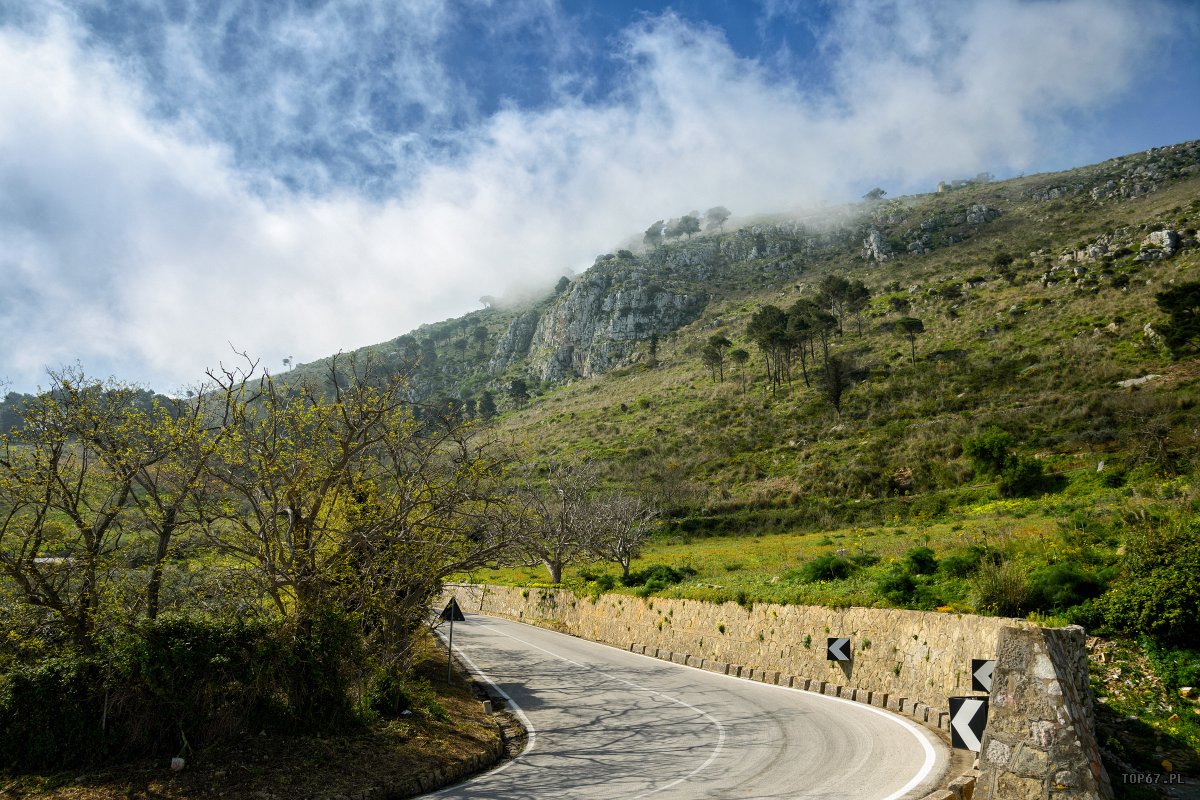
[{"left": 441, "top": 597, "right": 465, "bottom": 622}]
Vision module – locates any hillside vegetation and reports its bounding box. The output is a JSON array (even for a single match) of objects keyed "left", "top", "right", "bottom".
[{"left": 3, "top": 142, "right": 1199, "bottom": 795}]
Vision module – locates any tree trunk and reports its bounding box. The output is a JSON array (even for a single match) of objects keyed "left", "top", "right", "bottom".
[{"left": 146, "top": 507, "right": 176, "bottom": 620}]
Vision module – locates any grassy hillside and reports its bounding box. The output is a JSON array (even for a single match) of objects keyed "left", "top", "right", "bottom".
[
  {"left": 498, "top": 166, "right": 1200, "bottom": 513},
  {"left": 466, "top": 142, "right": 1200, "bottom": 790}
]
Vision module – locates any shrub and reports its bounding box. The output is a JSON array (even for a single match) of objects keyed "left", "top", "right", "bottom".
[
  {"left": 876, "top": 568, "right": 916, "bottom": 605},
  {"left": 998, "top": 455, "right": 1045, "bottom": 497},
  {"left": 1102, "top": 518, "right": 1200, "bottom": 646},
  {"left": 963, "top": 428, "right": 1014, "bottom": 476},
  {"left": 792, "top": 554, "right": 855, "bottom": 583},
  {"left": 622, "top": 564, "right": 695, "bottom": 588},
  {"left": 938, "top": 546, "right": 989, "bottom": 577},
  {"left": 904, "top": 546, "right": 938, "bottom": 575},
  {"left": 972, "top": 560, "right": 1031, "bottom": 617},
  {"left": 1142, "top": 640, "right": 1200, "bottom": 693},
  {"left": 1026, "top": 563, "right": 1107, "bottom": 612},
  {"left": 0, "top": 612, "right": 365, "bottom": 770}
]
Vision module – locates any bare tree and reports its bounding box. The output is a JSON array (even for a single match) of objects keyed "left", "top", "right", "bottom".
[
  {"left": 587, "top": 493, "right": 660, "bottom": 579},
  {"left": 512, "top": 460, "right": 600, "bottom": 584}
]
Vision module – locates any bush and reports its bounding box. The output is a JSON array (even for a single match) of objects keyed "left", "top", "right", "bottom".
[
  {"left": 0, "top": 611, "right": 366, "bottom": 770},
  {"left": 1142, "top": 640, "right": 1200, "bottom": 693},
  {"left": 622, "top": 564, "right": 695, "bottom": 589},
  {"left": 904, "top": 547, "right": 938, "bottom": 575},
  {"left": 792, "top": 554, "right": 855, "bottom": 583},
  {"left": 963, "top": 428, "right": 1014, "bottom": 476},
  {"left": 876, "top": 568, "right": 916, "bottom": 605},
  {"left": 972, "top": 560, "right": 1031, "bottom": 616},
  {"left": 1026, "top": 563, "right": 1107, "bottom": 612},
  {"left": 938, "top": 546, "right": 991, "bottom": 577},
  {"left": 1102, "top": 518, "right": 1200, "bottom": 646},
  {"left": 998, "top": 455, "right": 1045, "bottom": 497}
]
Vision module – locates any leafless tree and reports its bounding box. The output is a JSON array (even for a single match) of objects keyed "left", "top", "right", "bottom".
[{"left": 587, "top": 493, "right": 660, "bottom": 579}]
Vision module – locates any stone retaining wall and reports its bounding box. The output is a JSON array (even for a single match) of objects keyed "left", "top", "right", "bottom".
[
  {"left": 444, "top": 584, "right": 1109, "bottom": 799},
  {"left": 976, "top": 626, "right": 1113, "bottom": 800}
]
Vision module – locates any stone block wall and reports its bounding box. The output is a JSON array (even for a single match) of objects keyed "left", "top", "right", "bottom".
[
  {"left": 443, "top": 584, "right": 1106, "bottom": 799},
  {"left": 445, "top": 584, "right": 1023, "bottom": 727},
  {"left": 976, "top": 626, "right": 1113, "bottom": 800}
]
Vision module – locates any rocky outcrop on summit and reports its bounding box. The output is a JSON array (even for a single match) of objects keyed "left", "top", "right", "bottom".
[
  {"left": 1026, "top": 140, "right": 1200, "bottom": 204},
  {"left": 525, "top": 270, "right": 706, "bottom": 382}
]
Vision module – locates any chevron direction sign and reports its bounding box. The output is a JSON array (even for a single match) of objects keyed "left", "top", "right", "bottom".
[
  {"left": 949, "top": 696, "right": 989, "bottom": 751},
  {"left": 971, "top": 659, "right": 996, "bottom": 693},
  {"left": 826, "top": 637, "right": 851, "bottom": 661}
]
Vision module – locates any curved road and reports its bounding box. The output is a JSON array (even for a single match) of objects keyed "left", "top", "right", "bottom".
[{"left": 430, "top": 615, "right": 949, "bottom": 799}]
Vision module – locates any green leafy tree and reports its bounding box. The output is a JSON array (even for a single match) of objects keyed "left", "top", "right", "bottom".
[
  {"left": 821, "top": 355, "right": 853, "bottom": 416},
  {"left": 896, "top": 316, "right": 925, "bottom": 365},
  {"left": 674, "top": 214, "right": 701, "bottom": 239},
  {"left": 643, "top": 220, "right": 664, "bottom": 248},
  {"left": 705, "top": 334, "right": 731, "bottom": 381},
  {"left": 747, "top": 305, "right": 789, "bottom": 393},
  {"left": 704, "top": 206, "right": 731, "bottom": 231},
  {"left": 478, "top": 390, "right": 497, "bottom": 420},
  {"left": 508, "top": 378, "right": 529, "bottom": 407},
  {"left": 1155, "top": 281, "right": 1200, "bottom": 357}
]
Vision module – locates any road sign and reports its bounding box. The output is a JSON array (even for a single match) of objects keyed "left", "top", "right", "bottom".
[
  {"left": 971, "top": 659, "right": 996, "bottom": 693},
  {"left": 441, "top": 597, "right": 465, "bottom": 621},
  {"left": 949, "top": 696, "right": 988, "bottom": 751},
  {"left": 827, "top": 637, "right": 851, "bottom": 661}
]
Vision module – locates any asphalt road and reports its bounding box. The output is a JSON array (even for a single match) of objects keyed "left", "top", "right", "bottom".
[{"left": 429, "top": 615, "right": 950, "bottom": 800}]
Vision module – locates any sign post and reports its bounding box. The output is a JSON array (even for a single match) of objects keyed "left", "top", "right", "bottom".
[{"left": 441, "top": 597, "right": 465, "bottom": 683}]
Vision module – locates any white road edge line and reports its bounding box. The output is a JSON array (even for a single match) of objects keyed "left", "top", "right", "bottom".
[
  {"left": 428, "top": 627, "right": 537, "bottom": 791},
  {"left": 474, "top": 615, "right": 940, "bottom": 800},
  {"left": 473, "top": 621, "right": 727, "bottom": 800},
  {"left": 618, "top": 636, "right": 941, "bottom": 800}
]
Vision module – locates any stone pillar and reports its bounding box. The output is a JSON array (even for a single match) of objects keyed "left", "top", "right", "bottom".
[{"left": 976, "top": 625, "right": 1112, "bottom": 800}]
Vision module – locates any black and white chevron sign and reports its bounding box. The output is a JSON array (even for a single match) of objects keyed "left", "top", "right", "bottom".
[
  {"left": 949, "top": 696, "right": 988, "bottom": 751},
  {"left": 826, "top": 637, "right": 851, "bottom": 661},
  {"left": 971, "top": 659, "right": 996, "bottom": 693}
]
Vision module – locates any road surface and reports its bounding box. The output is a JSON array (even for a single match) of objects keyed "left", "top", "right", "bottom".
[{"left": 430, "top": 614, "right": 949, "bottom": 799}]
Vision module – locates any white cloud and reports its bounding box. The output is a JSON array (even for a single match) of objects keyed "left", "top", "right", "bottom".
[{"left": 0, "top": 1, "right": 1187, "bottom": 392}]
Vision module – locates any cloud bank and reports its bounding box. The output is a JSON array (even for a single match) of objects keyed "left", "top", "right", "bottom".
[{"left": 0, "top": 0, "right": 1188, "bottom": 392}]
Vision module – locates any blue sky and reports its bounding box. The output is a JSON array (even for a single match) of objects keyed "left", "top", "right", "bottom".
[{"left": 1, "top": 0, "right": 1198, "bottom": 393}]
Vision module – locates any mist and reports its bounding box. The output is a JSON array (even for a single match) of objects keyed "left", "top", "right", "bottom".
[{"left": 0, "top": 0, "right": 1188, "bottom": 392}]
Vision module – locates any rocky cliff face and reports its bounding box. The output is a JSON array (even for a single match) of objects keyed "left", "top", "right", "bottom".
[{"left": 516, "top": 258, "right": 708, "bottom": 382}]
